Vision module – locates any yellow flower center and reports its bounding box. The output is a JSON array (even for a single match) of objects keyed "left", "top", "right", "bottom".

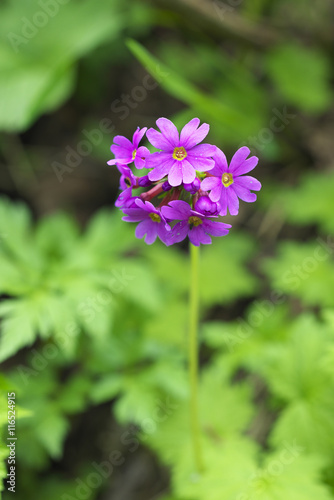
[
  {"left": 172, "top": 147, "right": 187, "bottom": 161},
  {"left": 132, "top": 149, "right": 137, "bottom": 159},
  {"left": 188, "top": 216, "right": 203, "bottom": 227},
  {"left": 222, "top": 172, "right": 233, "bottom": 187},
  {"left": 124, "top": 177, "right": 131, "bottom": 187},
  {"left": 149, "top": 213, "right": 161, "bottom": 223}
]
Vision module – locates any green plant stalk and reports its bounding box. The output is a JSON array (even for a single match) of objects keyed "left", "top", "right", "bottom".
[{"left": 189, "top": 243, "right": 204, "bottom": 473}]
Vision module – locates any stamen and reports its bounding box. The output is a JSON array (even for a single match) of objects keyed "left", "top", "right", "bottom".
[
  {"left": 149, "top": 212, "right": 161, "bottom": 223},
  {"left": 173, "top": 147, "right": 187, "bottom": 161},
  {"left": 188, "top": 216, "right": 203, "bottom": 228},
  {"left": 222, "top": 173, "right": 233, "bottom": 187}
]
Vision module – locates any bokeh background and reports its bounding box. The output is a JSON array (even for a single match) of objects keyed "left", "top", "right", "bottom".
[{"left": 1, "top": 1, "right": 334, "bottom": 499}]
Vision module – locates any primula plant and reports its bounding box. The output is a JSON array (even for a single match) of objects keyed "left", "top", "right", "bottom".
[
  {"left": 108, "top": 117, "right": 261, "bottom": 473},
  {"left": 108, "top": 117, "right": 261, "bottom": 246}
]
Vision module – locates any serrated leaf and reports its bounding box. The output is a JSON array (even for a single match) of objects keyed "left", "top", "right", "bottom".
[
  {"left": 263, "top": 241, "right": 334, "bottom": 307},
  {"left": 200, "top": 232, "right": 258, "bottom": 306}
]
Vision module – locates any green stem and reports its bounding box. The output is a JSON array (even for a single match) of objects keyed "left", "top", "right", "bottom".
[{"left": 189, "top": 243, "right": 204, "bottom": 473}]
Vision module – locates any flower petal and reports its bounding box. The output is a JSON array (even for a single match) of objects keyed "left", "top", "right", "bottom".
[
  {"left": 146, "top": 128, "right": 174, "bottom": 151},
  {"left": 148, "top": 159, "right": 173, "bottom": 182},
  {"left": 233, "top": 156, "right": 259, "bottom": 176},
  {"left": 189, "top": 156, "right": 215, "bottom": 172},
  {"left": 132, "top": 127, "right": 147, "bottom": 148},
  {"left": 182, "top": 122, "right": 210, "bottom": 149},
  {"left": 135, "top": 219, "right": 157, "bottom": 245},
  {"left": 113, "top": 135, "right": 133, "bottom": 150},
  {"left": 228, "top": 147, "right": 251, "bottom": 173},
  {"left": 227, "top": 187, "right": 239, "bottom": 215},
  {"left": 169, "top": 221, "right": 189, "bottom": 244},
  {"left": 180, "top": 118, "right": 200, "bottom": 146},
  {"left": 201, "top": 176, "right": 219, "bottom": 191},
  {"left": 182, "top": 159, "right": 196, "bottom": 184},
  {"left": 146, "top": 152, "right": 171, "bottom": 168},
  {"left": 209, "top": 184, "right": 223, "bottom": 203},
  {"left": 188, "top": 143, "right": 217, "bottom": 157},
  {"left": 213, "top": 147, "right": 228, "bottom": 170},
  {"left": 189, "top": 226, "right": 211, "bottom": 246},
  {"left": 161, "top": 200, "right": 191, "bottom": 220},
  {"left": 235, "top": 175, "right": 261, "bottom": 191},
  {"left": 110, "top": 145, "right": 133, "bottom": 160},
  {"left": 168, "top": 161, "right": 183, "bottom": 186},
  {"left": 203, "top": 220, "right": 231, "bottom": 237},
  {"left": 233, "top": 184, "right": 257, "bottom": 203},
  {"left": 218, "top": 189, "right": 228, "bottom": 216},
  {"left": 156, "top": 117, "right": 179, "bottom": 146}
]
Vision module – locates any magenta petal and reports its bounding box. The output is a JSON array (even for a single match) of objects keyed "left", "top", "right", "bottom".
[
  {"left": 227, "top": 188, "right": 239, "bottom": 215},
  {"left": 235, "top": 175, "right": 261, "bottom": 191},
  {"left": 201, "top": 176, "right": 219, "bottom": 191},
  {"left": 209, "top": 184, "right": 223, "bottom": 203},
  {"left": 183, "top": 123, "right": 210, "bottom": 149},
  {"left": 188, "top": 144, "right": 217, "bottom": 157},
  {"left": 232, "top": 184, "right": 257, "bottom": 203},
  {"left": 203, "top": 220, "right": 231, "bottom": 237},
  {"left": 113, "top": 135, "right": 133, "bottom": 150},
  {"left": 218, "top": 189, "right": 228, "bottom": 216},
  {"left": 156, "top": 117, "right": 179, "bottom": 146},
  {"left": 168, "top": 161, "right": 183, "bottom": 186},
  {"left": 189, "top": 156, "right": 215, "bottom": 172},
  {"left": 132, "top": 127, "right": 147, "bottom": 148},
  {"left": 135, "top": 220, "right": 157, "bottom": 245},
  {"left": 170, "top": 221, "right": 189, "bottom": 243},
  {"left": 146, "top": 128, "right": 174, "bottom": 151},
  {"left": 110, "top": 145, "right": 133, "bottom": 158},
  {"left": 180, "top": 118, "right": 200, "bottom": 146},
  {"left": 189, "top": 226, "right": 211, "bottom": 246},
  {"left": 182, "top": 159, "right": 196, "bottom": 184},
  {"left": 146, "top": 152, "right": 171, "bottom": 168},
  {"left": 233, "top": 157, "right": 259, "bottom": 176},
  {"left": 213, "top": 147, "right": 228, "bottom": 170},
  {"left": 161, "top": 200, "right": 191, "bottom": 220},
  {"left": 148, "top": 159, "right": 173, "bottom": 182},
  {"left": 157, "top": 223, "right": 171, "bottom": 245},
  {"left": 229, "top": 147, "right": 251, "bottom": 173}
]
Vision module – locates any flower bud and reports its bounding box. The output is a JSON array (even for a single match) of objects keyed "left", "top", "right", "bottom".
[
  {"left": 183, "top": 177, "right": 201, "bottom": 194},
  {"left": 162, "top": 180, "right": 173, "bottom": 192},
  {"left": 194, "top": 196, "right": 220, "bottom": 216},
  {"left": 138, "top": 175, "right": 152, "bottom": 187}
]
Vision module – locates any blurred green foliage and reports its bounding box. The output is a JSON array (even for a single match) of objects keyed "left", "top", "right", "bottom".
[{"left": 0, "top": 0, "right": 334, "bottom": 499}]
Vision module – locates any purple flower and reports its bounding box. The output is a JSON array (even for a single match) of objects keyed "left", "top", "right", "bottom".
[
  {"left": 161, "top": 200, "right": 231, "bottom": 246},
  {"left": 115, "top": 164, "right": 137, "bottom": 208},
  {"left": 146, "top": 118, "right": 216, "bottom": 187},
  {"left": 122, "top": 199, "right": 171, "bottom": 245},
  {"left": 108, "top": 127, "right": 150, "bottom": 169},
  {"left": 201, "top": 147, "right": 261, "bottom": 216}
]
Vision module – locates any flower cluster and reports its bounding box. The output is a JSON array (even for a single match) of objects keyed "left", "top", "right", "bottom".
[{"left": 108, "top": 118, "right": 261, "bottom": 246}]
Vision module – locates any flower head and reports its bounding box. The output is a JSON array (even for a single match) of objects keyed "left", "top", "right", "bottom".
[
  {"left": 161, "top": 200, "right": 231, "bottom": 246},
  {"left": 146, "top": 118, "right": 216, "bottom": 187},
  {"left": 122, "top": 199, "right": 171, "bottom": 245},
  {"left": 201, "top": 147, "right": 261, "bottom": 216},
  {"left": 108, "top": 127, "right": 150, "bottom": 169}
]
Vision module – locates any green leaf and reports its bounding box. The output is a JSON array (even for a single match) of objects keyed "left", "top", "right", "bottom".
[
  {"left": 266, "top": 42, "right": 332, "bottom": 113},
  {"left": 0, "top": 0, "right": 124, "bottom": 131},
  {"left": 126, "top": 39, "right": 262, "bottom": 140},
  {"left": 200, "top": 232, "right": 258, "bottom": 306},
  {"left": 263, "top": 241, "right": 334, "bottom": 307},
  {"left": 253, "top": 314, "right": 334, "bottom": 459},
  {"left": 279, "top": 171, "right": 334, "bottom": 234},
  {"left": 0, "top": 299, "right": 40, "bottom": 361}
]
